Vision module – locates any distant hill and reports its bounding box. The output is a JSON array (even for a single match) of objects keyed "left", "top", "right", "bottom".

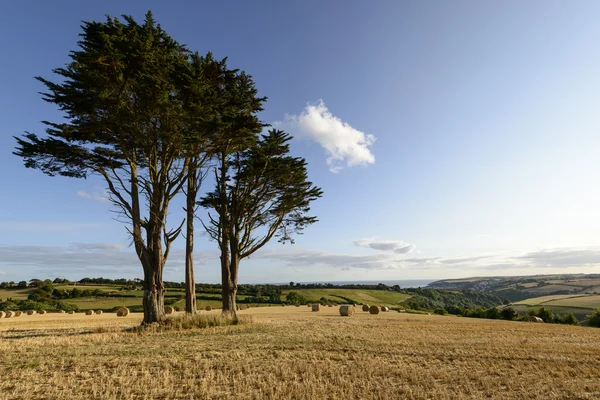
[{"left": 428, "top": 274, "right": 600, "bottom": 301}]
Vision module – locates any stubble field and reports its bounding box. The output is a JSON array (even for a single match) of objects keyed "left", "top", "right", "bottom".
[{"left": 1, "top": 307, "right": 599, "bottom": 399}]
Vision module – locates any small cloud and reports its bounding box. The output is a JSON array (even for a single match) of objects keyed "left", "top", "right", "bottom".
[
  {"left": 354, "top": 238, "right": 416, "bottom": 254},
  {"left": 441, "top": 256, "right": 491, "bottom": 264},
  {"left": 69, "top": 243, "right": 126, "bottom": 252},
  {"left": 76, "top": 187, "right": 109, "bottom": 202},
  {"left": 275, "top": 100, "right": 375, "bottom": 173}
]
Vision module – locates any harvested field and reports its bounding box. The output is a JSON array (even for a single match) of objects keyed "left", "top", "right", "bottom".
[{"left": 0, "top": 307, "right": 599, "bottom": 399}]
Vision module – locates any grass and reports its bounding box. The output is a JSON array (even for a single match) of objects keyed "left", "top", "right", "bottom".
[
  {"left": 0, "top": 288, "right": 33, "bottom": 300},
  {"left": 281, "top": 288, "right": 411, "bottom": 305},
  {"left": 514, "top": 294, "right": 588, "bottom": 305},
  {"left": 1, "top": 307, "right": 600, "bottom": 399}
]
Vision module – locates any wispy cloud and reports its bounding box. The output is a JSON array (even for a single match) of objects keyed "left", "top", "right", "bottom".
[
  {"left": 353, "top": 238, "right": 416, "bottom": 254},
  {"left": 513, "top": 247, "right": 600, "bottom": 267},
  {"left": 275, "top": 100, "right": 376, "bottom": 173},
  {"left": 76, "top": 187, "right": 109, "bottom": 202},
  {"left": 255, "top": 248, "right": 396, "bottom": 271},
  {"left": 440, "top": 256, "right": 491, "bottom": 264}
]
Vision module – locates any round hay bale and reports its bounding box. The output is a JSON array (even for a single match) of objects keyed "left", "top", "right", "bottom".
[
  {"left": 164, "top": 306, "right": 175, "bottom": 315},
  {"left": 240, "top": 305, "right": 247, "bottom": 311},
  {"left": 380, "top": 306, "right": 389, "bottom": 312},
  {"left": 307, "top": 304, "right": 311, "bottom": 307},
  {"left": 339, "top": 305, "right": 355, "bottom": 317},
  {"left": 116, "top": 307, "right": 130, "bottom": 317},
  {"left": 295, "top": 304, "right": 300, "bottom": 307},
  {"left": 95, "top": 310, "right": 103, "bottom": 315},
  {"left": 14, "top": 311, "right": 22, "bottom": 317},
  {"left": 528, "top": 315, "right": 544, "bottom": 323},
  {"left": 281, "top": 304, "right": 285, "bottom": 307},
  {"left": 362, "top": 304, "right": 370, "bottom": 312},
  {"left": 26, "top": 310, "right": 35, "bottom": 315},
  {"left": 67, "top": 310, "right": 75, "bottom": 315},
  {"left": 38, "top": 310, "right": 47, "bottom": 315},
  {"left": 85, "top": 310, "right": 94, "bottom": 315},
  {"left": 312, "top": 304, "right": 320, "bottom": 312},
  {"left": 58, "top": 310, "right": 65, "bottom": 314},
  {"left": 5, "top": 311, "right": 13, "bottom": 318},
  {"left": 397, "top": 309, "right": 406, "bottom": 313},
  {"left": 328, "top": 304, "right": 333, "bottom": 308},
  {"left": 369, "top": 305, "right": 380, "bottom": 315},
  {"left": 0, "top": 311, "right": 5, "bottom": 319},
  {"left": 205, "top": 305, "right": 212, "bottom": 311}
]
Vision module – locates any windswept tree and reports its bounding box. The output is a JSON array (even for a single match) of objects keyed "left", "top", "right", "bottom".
[
  {"left": 13, "top": 12, "right": 190, "bottom": 324},
  {"left": 201, "top": 129, "right": 323, "bottom": 319}
]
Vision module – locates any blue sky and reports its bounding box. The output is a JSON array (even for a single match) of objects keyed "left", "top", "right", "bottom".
[{"left": 2, "top": 1, "right": 600, "bottom": 283}]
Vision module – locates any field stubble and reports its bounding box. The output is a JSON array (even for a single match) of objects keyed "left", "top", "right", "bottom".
[{"left": 1, "top": 307, "right": 599, "bottom": 399}]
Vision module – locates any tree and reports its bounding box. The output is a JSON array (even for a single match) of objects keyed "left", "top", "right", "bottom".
[
  {"left": 179, "top": 52, "right": 226, "bottom": 314},
  {"left": 201, "top": 129, "right": 323, "bottom": 320},
  {"left": 586, "top": 308, "right": 600, "bottom": 327},
  {"left": 13, "top": 12, "right": 190, "bottom": 324}
]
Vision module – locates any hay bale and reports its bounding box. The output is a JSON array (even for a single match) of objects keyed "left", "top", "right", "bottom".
[
  {"left": 164, "top": 306, "right": 175, "bottom": 315},
  {"left": 95, "top": 310, "right": 103, "bottom": 315},
  {"left": 67, "top": 310, "right": 75, "bottom": 315},
  {"left": 380, "top": 306, "right": 389, "bottom": 312},
  {"left": 362, "top": 304, "right": 370, "bottom": 312},
  {"left": 295, "top": 304, "right": 300, "bottom": 307},
  {"left": 205, "top": 305, "right": 212, "bottom": 311},
  {"left": 58, "top": 310, "right": 65, "bottom": 314},
  {"left": 369, "top": 305, "right": 380, "bottom": 315},
  {"left": 14, "top": 311, "right": 22, "bottom": 317},
  {"left": 26, "top": 310, "right": 35, "bottom": 315},
  {"left": 85, "top": 310, "right": 94, "bottom": 315},
  {"left": 116, "top": 307, "right": 130, "bottom": 317},
  {"left": 5, "top": 311, "right": 13, "bottom": 318},
  {"left": 0, "top": 311, "right": 5, "bottom": 319},
  {"left": 339, "top": 305, "right": 355, "bottom": 316},
  {"left": 528, "top": 315, "right": 544, "bottom": 323},
  {"left": 38, "top": 310, "right": 47, "bottom": 315},
  {"left": 239, "top": 305, "right": 247, "bottom": 311},
  {"left": 312, "top": 304, "right": 320, "bottom": 312},
  {"left": 398, "top": 309, "right": 406, "bottom": 313},
  {"left": 328, "top": 304, "right": 333, "bottom": 308}
]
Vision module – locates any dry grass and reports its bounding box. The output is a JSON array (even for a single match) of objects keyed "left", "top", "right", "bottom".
[{"left": 0, "top": 307, "right": 599, "bottom": 399}]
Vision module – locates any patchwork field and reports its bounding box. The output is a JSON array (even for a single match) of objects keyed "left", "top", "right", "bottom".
[
  {"left": 512, "top": 294, "right": 600, "bottom": 321},
  {"left": 1, "top": 307, "right": 600, "bottom": 399}
]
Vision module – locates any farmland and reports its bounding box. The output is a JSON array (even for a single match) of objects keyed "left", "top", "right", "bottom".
[
  {"left": 1, "top": 307, "right": 600, "bottom": 399},
  {"left": 511, "top": 294, "right": 600, "bottom": 321}
]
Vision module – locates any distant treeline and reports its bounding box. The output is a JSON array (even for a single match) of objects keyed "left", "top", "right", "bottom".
[{"left": 0, "top": 277, "right": 403, "bottom": 292}]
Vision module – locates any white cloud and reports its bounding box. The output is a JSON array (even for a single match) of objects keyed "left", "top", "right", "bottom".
[
  {"left": 76, "top": 187, "right": 109, "bottom": 202},
  {"left": 354, "top": 238, "right": 416, "bottom": 254},
  {"left": 276, "top": 100, "right": 376, "bottom": 173},
  {"left": 513, "top": 247, "right": 600, "bottom": 267},
  {"left": 0, "top": 221, "right": 102, "bottom": 233}
]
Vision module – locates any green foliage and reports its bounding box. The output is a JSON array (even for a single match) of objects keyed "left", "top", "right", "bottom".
[
  {"left": 433, "top": 308, "right": 447, "bottom": 315},
  {"left": 500, "top": 307, "right": 518, "bottom": 320},
  {"left": 399, "top": 288, "right": 505, "bottom": 311},
  {"left": 557, "top": 313, "right": 580, "bottom": 326},
  {"left": 285, "top": 291, "right": 308, "bottom": 305},
  {"left": 586, "top": 308, "right": 600, "bottom": 327}
]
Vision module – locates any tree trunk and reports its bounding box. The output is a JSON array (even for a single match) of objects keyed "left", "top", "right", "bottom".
[
  {"left": 185, "top": 164, "right": 197, "bottom": 314},
  {"left": 223, "top": 254, "right": 239, "bottom": 322},
  {"left": 142, "top": 265, "right": 165, "bottom": 324}
]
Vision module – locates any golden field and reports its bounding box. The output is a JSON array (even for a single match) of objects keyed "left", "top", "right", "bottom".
[{"left": 1, "top": 307, "right": 600, "bottom": 399}]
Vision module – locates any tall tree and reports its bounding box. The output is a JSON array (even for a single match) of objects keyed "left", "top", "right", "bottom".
[
  {"left": 13, "top": 12, "right": 189, "bottom": 324},
  {"left": 201, "top": 129, "right": 323, "bottom": 320},
  {"left": 179, "top": 52, "right": 224, "bottom": 314}
]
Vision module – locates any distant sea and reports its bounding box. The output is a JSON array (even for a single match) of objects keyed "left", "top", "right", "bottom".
[{"left": 271, "top": 279, "right": 436, "bottom": 288}]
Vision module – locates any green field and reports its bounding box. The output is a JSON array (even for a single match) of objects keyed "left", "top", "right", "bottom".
[
  {"left": 511, "top": 293, "right": 600, "bottom": 321},
  {"left": 4, "top": 285, "right": 411, "bottom": 312},
  {"left": 280, "top": 288, "right": 411, "bottom": 305},
  {"left": 0, "top": 288, "right": 33, "bottom": 300}
]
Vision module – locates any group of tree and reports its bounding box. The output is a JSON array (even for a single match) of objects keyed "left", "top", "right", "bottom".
[{"left": 13, "top": 12, "right": 322, "bottom": 324}]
